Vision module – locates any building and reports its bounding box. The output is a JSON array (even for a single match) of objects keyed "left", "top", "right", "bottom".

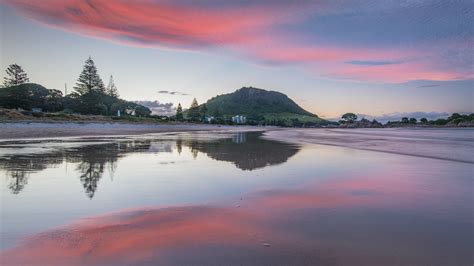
[
  {"left": 232, "top": 115, "right": 246, "bottom": 124},
  {"left": 205, "top": 116, "right": 215, "bottom": 123}
]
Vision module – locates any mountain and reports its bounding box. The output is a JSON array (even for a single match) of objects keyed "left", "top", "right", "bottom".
[{"left": 198, "top": 87, "right": 326, "bottom": 126}]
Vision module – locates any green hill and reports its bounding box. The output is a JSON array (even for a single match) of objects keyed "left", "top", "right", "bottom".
[{"left": 196, "top": 87, "right": 327, "bottom": 126}]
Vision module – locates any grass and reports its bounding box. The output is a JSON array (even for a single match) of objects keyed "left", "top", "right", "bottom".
[
  {"left": 262, "top": 112, "right": 325, "bottom": 123},
  {"left": 0, "top": 108, "right": 169, "bottom": 124}
]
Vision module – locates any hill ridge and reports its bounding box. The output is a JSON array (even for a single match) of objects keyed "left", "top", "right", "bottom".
[
  {"left": 192, "top": 86, "right": 326, "bottom": 126},
  {"left": 205, "top": 86, "right": 316, "bottom": 117}
]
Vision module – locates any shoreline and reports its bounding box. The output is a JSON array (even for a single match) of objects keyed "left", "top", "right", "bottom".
[
  {"left": 0, "top": 122, "right": 266, "bottom": 140},
  {"left": 1, "top": 122, "right": 472, "bottom": 164}
]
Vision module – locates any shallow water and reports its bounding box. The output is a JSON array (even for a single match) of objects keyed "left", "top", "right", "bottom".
[{"left": 0, "top": 130, "right": 472, "bottom": 265}]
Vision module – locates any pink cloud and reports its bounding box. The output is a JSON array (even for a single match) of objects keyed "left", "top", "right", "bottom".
[
  {"left": 327, "top": 61, "right": 468, "bottom": 83},
  {"left": 4, "top": 0, "right": 310, "bottom": 48},
  {"left": 3, "top": 0, "right": 470, "bottom": 82}
]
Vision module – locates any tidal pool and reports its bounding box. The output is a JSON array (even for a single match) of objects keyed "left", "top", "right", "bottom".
[{"left": 0, "top": 130, "right": 472, "bottom": 265}]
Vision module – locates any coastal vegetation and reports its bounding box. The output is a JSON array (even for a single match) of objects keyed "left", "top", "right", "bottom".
[
  {"left": 0, "top": 62, "right": 472, "bottom": 127},
  {"left": 385, "top": 113, "right": 474, "bottom": 127},
  {"left": 338, "top": 113, "right": 383, "bottom": 128},
  {"left": 338, "top": 113, "right": 474, "bottom": 128},
  {"left": 0, "top": 58, "right": 152, "bottom": 119}
]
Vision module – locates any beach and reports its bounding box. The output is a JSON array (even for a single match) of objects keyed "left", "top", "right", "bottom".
[
  {"left": 0, "top": 122, "right": 263, "bottom": 140},
  {"left": 1, "top": 128, "right": 472, "bottom": 265},
  {"left": 2, "top": 122, "right": 472, "bottom": 164},
  {"left": 263, "top": 127, "right": 474, "bottom": 164}
]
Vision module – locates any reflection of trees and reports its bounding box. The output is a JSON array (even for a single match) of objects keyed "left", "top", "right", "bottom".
[
  {"left": 73, "top": 145, "right": 116, "bottom": 199},
  {"left": 8, "top": 170, "right": 28, "bottom": 194},
  {"left": 78, "top": 161, "right": 103, "bottom": 199},
  {"left": 180, "top": 132, "right": 300, "bottom": 171},
  {"left": 176, "top": 139, "right": 183, "bottom": 155},
  {"left": 1, "top": 132, "right": 300, "bottom": 197},
  {"left": 0, "top": 140, "right": 152, "bottom": 197},
  {"left": 72, "top": 145, "right": 116, "bottom": 198},
  {"left": 66, "top": 141, "right": 152, "bottom": 198},
  {"left": 0, "top": 153, "right": 63, "bottom": 194}
]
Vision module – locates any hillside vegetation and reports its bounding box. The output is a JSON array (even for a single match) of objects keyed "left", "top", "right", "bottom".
[
  {"left": 197, "top": 87, "right": 327, "bottom": 126},
  {"left": 206, "top": 87, "right": 313, "bottom": 116}
]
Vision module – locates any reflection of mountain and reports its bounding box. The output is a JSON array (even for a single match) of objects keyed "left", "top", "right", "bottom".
[
  {"left": 182, "top": 132, "right": 300, "bottom": 171},
  {"left": 0, "top": 132, "right": 300, "bottom": 197}
]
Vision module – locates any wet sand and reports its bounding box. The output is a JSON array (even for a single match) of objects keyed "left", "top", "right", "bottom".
[
  {"left": 2, "top": 123, "right": 472, "bottom": 164},
  {"left": 264, "top": 128, "right": 474, "bottom": 164},
  {"left": 0, "top": 122, "right": 263, "bottom": 140},
  {"left": 2, "top": 164, "right": 472, "bottom": 265},
  {"left": 1, "top": 129, "right": 472, "bottom": 265}
]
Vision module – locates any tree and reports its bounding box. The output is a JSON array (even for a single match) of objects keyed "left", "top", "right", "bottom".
[
  {"left": 420, "top": 118, "right": 428, "bottom": 123},
  {"left": 176, "top": 103, "right": 183, "bottom": 121},
  {"left": 0, "top": 83, "right": 48, "bottom": 110},
  {"left": 401, "top": 117, "right": 409, "bottom": 123},
  {"left": 212, "top": 108, "right": 221, "bottom": 118},
  {"left": 200, "top": 104, "right": 208, "bottom": 119},
  {"left": 433, "top": 118, "right": 447, "bottom": 125},
  {"left": 74, "top": 57, "right": 105, "bottom": 95},
  {"left": 44, "top": 89, "right": 64, "bottom": 112},
  {"left": 106, "top": 75, "right": 119, "bottom": 98},
  {"left": 341, "top": 113, "right": 358, "bottom": 123},
  {"left": 187, "top": 98, "right": 200, "bottom": 121},
  {"left": 409, "top": 117, "right": 417, "bottom": 124},
  {"left": 134, "top": 105, "right": 151, "bottom": 117},
  {"left": 3, "top": 64, "right": 29, "bottom": 87},
  {"left": 448, "top": 113, "right": 462, "bottom": 120}
]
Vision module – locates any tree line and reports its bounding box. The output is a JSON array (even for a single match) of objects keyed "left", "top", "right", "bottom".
[
  {"left": 339, "top": 112, "right": 474, "bottom": 127},
  {"left": 0, "top": 58, "right": 151, "bottom": 117},
  {"left": 174, "top": 97, "right": 209, "bottom": 122}
]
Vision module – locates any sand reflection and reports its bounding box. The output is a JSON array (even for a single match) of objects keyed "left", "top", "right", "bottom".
[{"left": 3, "top": 172, "right": 470, "bottom": 266}]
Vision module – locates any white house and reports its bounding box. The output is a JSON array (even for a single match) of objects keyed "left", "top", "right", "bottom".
[
  {"left": 232, "top": 115, "right": 246, "bottom": 124},
  {"left": 205, "top": 116, "right": 215, "bottom": 123}
]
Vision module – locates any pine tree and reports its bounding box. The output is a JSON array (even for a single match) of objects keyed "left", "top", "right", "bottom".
[
  {"left": 176, "top": 103, "right": 183, "bottom": 121},
  {"left": 74, "top": 57, "right": 105, "bottom": 95},
  {"left": 188, "top": 98, "right": 200, "bottom": 121},
  {"left": 3, "top": 64, "right": 29, "bottom": 87},
  {"left": 106, "top": 75, "right": 119, "bottom": 98}
]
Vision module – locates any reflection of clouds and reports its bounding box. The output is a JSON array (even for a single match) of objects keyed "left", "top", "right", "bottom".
[
  {"left": 3, "top": 173, "right": 461, "bottom": 265},
  {"left": 1, "top": 206, "right": 264, "bottom": 265}
]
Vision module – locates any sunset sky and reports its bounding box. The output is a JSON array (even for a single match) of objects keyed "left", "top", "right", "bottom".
[{"left": 1, "top": 0, "right": 472, "bottom": 119}]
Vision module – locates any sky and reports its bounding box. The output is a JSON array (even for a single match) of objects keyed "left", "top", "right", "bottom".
[{"left": 1, "top": 0, "right": 473, "bottom": 119}]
